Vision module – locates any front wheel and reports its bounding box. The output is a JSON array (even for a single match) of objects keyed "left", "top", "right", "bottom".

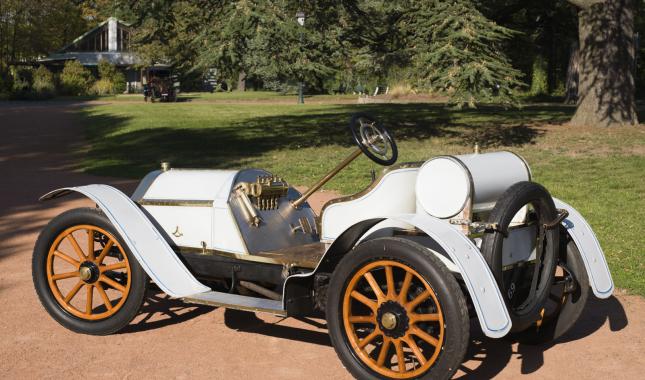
[
  {"left": 326, "top": 238, "right": 469, "bottom": 380},
  {"left": 33, "top": 208, "right": 147, "bottom": 335}
]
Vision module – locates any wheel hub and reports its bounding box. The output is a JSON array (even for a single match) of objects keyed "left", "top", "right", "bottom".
[
  {"left": 79, "top": 261, "right": 99, "bottom": 284},
  {"left": 377, "top": 301, "right": 409, "bottom": 338}
]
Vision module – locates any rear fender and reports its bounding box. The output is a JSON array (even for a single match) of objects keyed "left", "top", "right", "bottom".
[
  {"left": 554, "top": 198, "right": 613, "bottom": 298},
  {"left": 40, "top": 185, "right": 210, "bottom": 297}
]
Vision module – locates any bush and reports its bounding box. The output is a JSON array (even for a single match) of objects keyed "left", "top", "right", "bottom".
[
  {"left": 0, "top": 63, "right": 13, "bottom": 94},
  {"left": 10, "top": 66, "right": 32, "bottom": 93},
  {"left": 60, "top": 60, "right": 94, "bottom": 96},
  {"left": 388, "top": 82, "right": 415, "bottom": 98},
  {"left": 97, "top": 60, "right": 126, "bottom": 94},
  {"left": 529, "top": 55, "right": 549, "bottom": 96},
  {"left": 32, "top": 65, "right": 56, "bottom": 98},
  {"left": 90, "top": 79, "right": 117, "bottom": 96}
]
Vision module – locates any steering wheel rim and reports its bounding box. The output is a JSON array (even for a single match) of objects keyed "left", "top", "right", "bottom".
[{"left": 349, "top": 113, "right": 398, "bottom": 166}]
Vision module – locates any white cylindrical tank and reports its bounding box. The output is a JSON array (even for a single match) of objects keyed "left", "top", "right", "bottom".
[{"left": 415, "top": 151, "right": 531, "bottom": 219}]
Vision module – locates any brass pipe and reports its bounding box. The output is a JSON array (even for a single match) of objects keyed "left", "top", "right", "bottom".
[{"left": 292, "top": 148, "right": 363, "bottom": 208}]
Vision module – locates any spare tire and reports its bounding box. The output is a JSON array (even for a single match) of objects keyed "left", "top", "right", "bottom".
[{"left": 481, "top": 181, "right": 559, "bottom": 332}]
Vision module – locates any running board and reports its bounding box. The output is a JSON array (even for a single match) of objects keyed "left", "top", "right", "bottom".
[{"left": 182, "top": 291, "right": 286, "bottom": 316}]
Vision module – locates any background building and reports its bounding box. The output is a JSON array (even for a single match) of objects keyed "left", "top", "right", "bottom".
[{"left": 39, "top": 17, "right": 142, "bottom": 92}]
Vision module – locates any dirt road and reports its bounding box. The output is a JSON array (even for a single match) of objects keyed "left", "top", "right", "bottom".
[{"left": 0, "top": 101, "right": 643, "bottom": 379}]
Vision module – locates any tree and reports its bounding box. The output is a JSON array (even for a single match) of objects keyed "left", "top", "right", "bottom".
[
  {"left": 410, "top": 1, "right": 524, "bottom": 108},
  {"left": 0, "top": 0, "right": 88, "bottom": 67},
  {"left": 566, "top": 0, "right": 638, "bottom": 127}
]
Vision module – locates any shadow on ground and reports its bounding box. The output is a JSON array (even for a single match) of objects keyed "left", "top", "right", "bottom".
[
  {"left": 0, "top": 102, "right": 137, "bottom": 264},
  {"left": 77, "top": 103, "right": 572, "bottom": 178},
  {"left": 119, "top": 290, "right": 626, "bottom": 378},
  {"left": 120, "top": 290, "right": 215, "bottom": 334},
  {"left": 457, "top": 295, "right": 627, "bottom": 378}
]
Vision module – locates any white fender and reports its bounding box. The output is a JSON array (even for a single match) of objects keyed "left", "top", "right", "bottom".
[
  {"left": 40, "top": 185, "right": 210, "bottom": 298},
  {"left": 387, "top": 214, "right": 511, "bottom": 338},
  {"left": 554, "top": 198, "right": 614, "bottom": 298}
]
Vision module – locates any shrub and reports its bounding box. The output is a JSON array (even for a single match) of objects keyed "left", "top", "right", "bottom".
[
  {"left": 97, "top": 59, "right": 126, "bottom": 94},
  {"left": 60, "top": 60, "right": 94, "bottom": 96},
  {"left": 90, "top": 79, "right": 116, "bottom": 96},
  {"left": 10, "top": 66, "right": 32, "bottom": 93},
  {"left": 32, "top": 65, "right": 56, "bottom": 98},
  {"left": 388, "top": 82, "right": 415, "bottom": 99},
  {"left": 0, "top": 63, "right": 13, "bottom": 94},
  {"left": 529, "top": 55, "right": 549, "bottom": 96}
]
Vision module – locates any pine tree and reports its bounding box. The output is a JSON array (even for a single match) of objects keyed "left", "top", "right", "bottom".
[{"left": 411, "top": 1, "right": 523, "bottom": 108}]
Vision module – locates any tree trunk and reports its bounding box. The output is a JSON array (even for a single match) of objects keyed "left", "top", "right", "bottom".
[
  {"left": 237, "top": 71, "right": 246, "bottom": 91},
  {"left": 565, "top": 41, "right": 580, "bottom": 104},
  {"left": 569, "top": 0, "right": 638, "bottom": 127}
]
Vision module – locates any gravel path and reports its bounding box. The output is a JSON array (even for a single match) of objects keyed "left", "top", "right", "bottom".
[{"left": 0, "top": 101, "right": 643, "bottom": 379}]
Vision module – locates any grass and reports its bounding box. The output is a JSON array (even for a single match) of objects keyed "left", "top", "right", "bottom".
[
  {"left": 53, "top": 90, "right": 358, "bottom": 103},
  {"left": 75, "top": 98, "right": 645, "bottom": 296}
]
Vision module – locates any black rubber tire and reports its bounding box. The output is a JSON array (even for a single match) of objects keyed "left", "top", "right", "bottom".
[
  {"left": 326, "top": 237, "right": 469, "bottom": 380},
  {"left": 481, "top": 181, "right": 559, "bottom": 332},
  {"left": 513, "top": 236, "right": 590, "bottom": 344},
  {"left": 32, "top": 207, "right": 147, "bottom": 335}
]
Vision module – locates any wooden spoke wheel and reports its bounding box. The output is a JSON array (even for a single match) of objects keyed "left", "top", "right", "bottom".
[
  {"left": 46, "top": 224, "right": 131, "bottom": 320},
  {"left": 327, "top": 238, "right": 470, "bottom": 380},
  {"left": 342, "top": 260, "right": 444, "bottom": 378},
  {"left": 33, "top": 208, "right": 147, "bottom": 335}
]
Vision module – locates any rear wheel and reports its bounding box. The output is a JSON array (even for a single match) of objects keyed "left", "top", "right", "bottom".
[
  {"left": 33, "top": 208, "right": 147, "bottom": 335},
  {"left": 513, "top": 237, "right": 590, "bottom": 344},
  {"left": 327, "top": 238, "right": 469, "bottom": 380}
]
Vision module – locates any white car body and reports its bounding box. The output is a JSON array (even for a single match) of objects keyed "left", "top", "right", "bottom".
[{"left": 41, "top": 151, "right": 613, "bottom": 338}]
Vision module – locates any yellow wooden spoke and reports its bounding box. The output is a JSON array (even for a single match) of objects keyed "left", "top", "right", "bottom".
[
  {"left": 406, "top": 290, "right": 430, "bottom": 311},
  {"left": 351, "top": 290, "right": 377, "bottom": 312},
  {"left": 348, "top": 315, "right": 375, "bottom": 324},
  {"left": 95, "top": 282, "right": 113, "bottom": 311},
  {"left": 95, "top": 240, "right": 114, "bottom": 264},
  {"left": 410, "top": 327, "right": 439, "bottom": 347},
  {"left": 100, "top": 262, "right": 127, "bottom": 272},
  {"left": 66, "top": 233, "right": 86, "bottom": 261},
  {"left": 51, "top": 271, "right": 78, "bottom": 281},
  {"left": 394, "top": 339, "right": 407, "bottom": 373},
  {"left": 53, "top": 250, "right": 80, "bottom": 267},
  {"left": 376, "top": 337, "right": 392, "bottom": 367},
  {"left": 100, "top": 275, "right": 125, "bottom": 292},
  {"left": 87, "top": 228, "right": 94, "bottom": 261},
  {"left": 64, "top": 280, "right": 84, "bottom": 303},
  {"left": 398, "top": 272, "right": 413, "bottom": 304},
  {"left": 410, "top": 313, "right": 441, "bottom": 323},
  {"left": 85, "top": 284, "right": 94, "bottom": 314},
  {"left": 358, "top": 329, "right": 380, "bottom": 349},
  {"left": 403, "top": 336, "right": 427, "bottom": 365},
  {"left": 363, "top": 272, "right": 385, "bottom": 301},
  {"left": 385, "top": 266, "right": 395, "bottom": 298}
]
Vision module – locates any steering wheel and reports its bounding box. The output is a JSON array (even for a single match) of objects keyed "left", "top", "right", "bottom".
[{"left": 349, "top": 113, "right": 398, "bottom": 166}]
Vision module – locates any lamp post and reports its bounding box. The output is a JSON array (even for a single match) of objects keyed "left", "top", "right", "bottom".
[{"left": 296, "top": 10, "right": 305, "bottom": 104}]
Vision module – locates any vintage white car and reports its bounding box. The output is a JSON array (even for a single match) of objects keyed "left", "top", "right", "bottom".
[{"left": 33, "top": 114, "right": 612, "bottom": 379}]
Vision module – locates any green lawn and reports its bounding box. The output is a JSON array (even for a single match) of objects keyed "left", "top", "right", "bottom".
[
  {"left": 75, "top": 99, "right": 645, "bottom": 296},
  {"left": 59, "top": 90, "right": 357, "bottom": 103}
]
